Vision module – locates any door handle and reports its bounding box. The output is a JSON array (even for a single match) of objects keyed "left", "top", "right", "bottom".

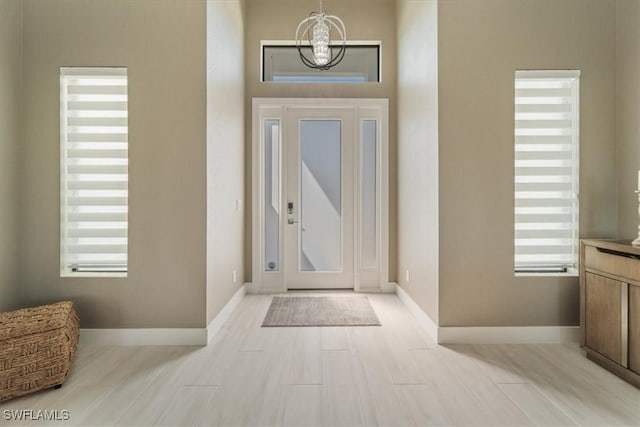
[{"left": 288, "top": 218, "right": 299, "bottom": 224}]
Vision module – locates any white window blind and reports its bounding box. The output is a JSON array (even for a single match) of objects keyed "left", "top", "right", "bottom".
[
  {"left": 60, "top": 67, "right": 128, "bottom": 276},
  {"left": 514, "top": 70, "right": 580, "bottom": 274}
]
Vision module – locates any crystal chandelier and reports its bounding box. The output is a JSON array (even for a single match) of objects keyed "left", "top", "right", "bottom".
[{"left": 295, "top": 0, "right": 347, "bottom": 70}]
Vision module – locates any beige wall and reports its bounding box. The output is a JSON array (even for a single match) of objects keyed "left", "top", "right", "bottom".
[
  {"left": 438, "top": 0, "right": 617, "bottom": 326},
  {"left": 9, "top": 0, "right": 633, "bottom": 332},
  {"left": 0, "top": 0, "right": 22, "bottom": 312},
  {"left": 616, "top": 0, "right": 640, "bottom": 240},
  {"left": 21, "top": 0, "right": 207, "bottom": 328},
  {"left": 244, "top": 0, "right": 398, "bottom": 282},
  {"left": 207, "top": 0, "right": 246, "bottom": 324},
  {"left": 396, "top": 0, "right": 439, "bottom": 322}
]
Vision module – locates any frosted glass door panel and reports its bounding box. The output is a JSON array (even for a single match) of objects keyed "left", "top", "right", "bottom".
[
  {"left": 264, "top": 120, "right": 280, "bottom": 271},
  {"left": 300, "top": 120, "right": 342, "bottom": 272},
  {"left": 361, "top": 120, "right": 377, "bottom": 269}
]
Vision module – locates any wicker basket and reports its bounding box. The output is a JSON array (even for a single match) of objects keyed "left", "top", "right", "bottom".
[{"left": 0, "top": 301, "right": 79, "bottom": 402}]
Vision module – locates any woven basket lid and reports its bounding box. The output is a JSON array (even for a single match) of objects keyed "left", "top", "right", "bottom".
[{"left": 0, "top": 301, "right": 75, "bottom": 341}]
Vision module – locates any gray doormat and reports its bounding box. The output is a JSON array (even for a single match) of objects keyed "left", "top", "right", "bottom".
[{"left": 262, "top": 296, "right": 381, "bottom": 327}]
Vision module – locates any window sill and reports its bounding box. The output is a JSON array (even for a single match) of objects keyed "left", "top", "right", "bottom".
[
  {"left": 515, "top": 268, "right": 579, "bottom": 278},
  {"left": 61, "top": 272, "right": 127, "bottom": 278}
]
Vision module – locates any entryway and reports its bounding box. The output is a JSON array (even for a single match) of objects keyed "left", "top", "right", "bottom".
[{"left": 251, "top": 99, "right": 389, "bottom": 293}]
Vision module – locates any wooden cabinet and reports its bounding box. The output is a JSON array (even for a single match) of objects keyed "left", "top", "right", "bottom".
[{"left": 580, "top": 239, "right": 640, "bottom": 388}]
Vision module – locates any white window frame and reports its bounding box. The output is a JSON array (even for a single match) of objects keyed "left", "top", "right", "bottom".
[
  {"left": 60, "top": 67, "right": 128, "bottom": 277},
  {"left": 514, "top": 70, "right": 580, "bottom": 277}
]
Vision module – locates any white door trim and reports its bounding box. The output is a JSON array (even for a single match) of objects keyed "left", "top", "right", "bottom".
[{"left": 250, "top": 98, "right": 390, "bottom": 293}]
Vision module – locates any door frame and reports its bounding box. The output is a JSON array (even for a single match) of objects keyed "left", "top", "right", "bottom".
[{"left": 249, "top": 98, "right": 391, "bottom": 293}]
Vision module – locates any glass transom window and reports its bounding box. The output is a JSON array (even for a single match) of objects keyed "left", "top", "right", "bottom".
[{"left": 262, "top": 44, "right": 380, "bottom": 83}]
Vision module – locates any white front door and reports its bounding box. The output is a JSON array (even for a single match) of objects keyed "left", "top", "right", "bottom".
[
  {"left": 285, "top": 107, "right": 355, "bottom": 289},
  {"left": 252, "top": 98, "right": 389, "bottom": 293}
]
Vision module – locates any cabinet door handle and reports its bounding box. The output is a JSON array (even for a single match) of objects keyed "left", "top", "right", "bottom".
[{"left": 597, "top": 247, "right": 640, "bottom": 260}]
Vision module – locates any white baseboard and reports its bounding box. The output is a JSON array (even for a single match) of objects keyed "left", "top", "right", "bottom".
[
  {"left": 207, "top": 284, "right": 246, "bottom": 343},
  {"left": 395, "top": 284, "right": 439, "bottom": 343},
  {"left": 438, "top": 325, "right": 580, "bottom": 344},
  {"left": 80, "top": 284, "right": 247, "bottom": 346},
  {"left": 395, "top": 285, "right": 579, "bottom": 344},
  {"left": 80, "top": 328, "right": 207, "bottom": 346}
]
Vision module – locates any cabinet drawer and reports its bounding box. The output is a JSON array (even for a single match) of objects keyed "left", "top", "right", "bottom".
[{"left": 584, "top": 245, "right": 640, "bottom": 283}]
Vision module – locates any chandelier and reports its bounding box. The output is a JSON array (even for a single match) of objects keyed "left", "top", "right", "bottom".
[{"left": 295, "top": 0, "right": 347, "bottom": 70}]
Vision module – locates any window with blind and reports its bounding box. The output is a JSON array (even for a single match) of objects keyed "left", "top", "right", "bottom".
[
  {"left": 60, "top": 67, "right": 128, "bottom": 276},
  {"left": 514, "top": 70, "right": 580, "bottom": 275}
]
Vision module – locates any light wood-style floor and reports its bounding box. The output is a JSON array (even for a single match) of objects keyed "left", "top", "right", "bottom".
[{"left": 1, "top": 293, "right": 639, "bottom": 426}]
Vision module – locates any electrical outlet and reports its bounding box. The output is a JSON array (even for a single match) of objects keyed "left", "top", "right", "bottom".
[
  {"left": 405, "top": 270, "right": 410, "bottom": 283},
  {"left": 232, "top": 270, "right": 237, "bottom": 283}
]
